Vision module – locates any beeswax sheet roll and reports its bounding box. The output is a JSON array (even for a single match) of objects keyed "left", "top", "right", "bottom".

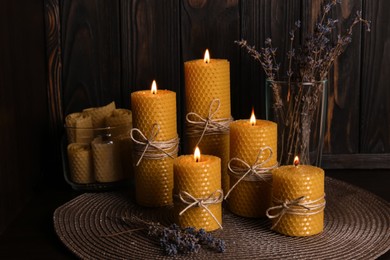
[
  {"left": 92, "top": 136, "right": 123, "bottom": 183},
  {"left": 67, "top": 143, "right": 94, "bottom": 184},
  {"left": 65, "top": 112, "right": 94, "bottom": 144}
]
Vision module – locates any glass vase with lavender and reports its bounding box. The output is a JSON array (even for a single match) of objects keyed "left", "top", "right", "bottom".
[{"left": 237, "top": 1, "right": 370, "bottom": 166}]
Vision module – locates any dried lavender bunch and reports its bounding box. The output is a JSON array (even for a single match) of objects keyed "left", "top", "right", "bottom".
[
  {"left": 236, "top": 1, "right": 371, "bottom": 165},
  {"left": 120, "top": 215, "right": 225, "bottom": 256},
  {"left": 236, "top": 0, "right": 371, "bottom": 82}
]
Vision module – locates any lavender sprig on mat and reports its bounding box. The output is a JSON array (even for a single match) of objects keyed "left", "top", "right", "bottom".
[{"left": 120, "top": 215, "right": 225, "bottom": 256}]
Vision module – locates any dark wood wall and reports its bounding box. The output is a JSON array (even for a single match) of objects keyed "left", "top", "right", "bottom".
[
  {"left": 0, "top": 0, "right": 49, "bottom": 233},
  {"left": 1, "top": 0, "right": 389, "bottom": 234},
  {"left": 46, "top": 0, "right": 390, "bottom": 168}
]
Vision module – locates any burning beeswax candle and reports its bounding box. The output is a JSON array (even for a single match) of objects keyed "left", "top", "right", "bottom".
[
  {"left": 226, "top": 110, "right": 277, "bottom": 217},
  {"left": 184, "top": 49, "right": 231, "bottom": 194},
  {"left": 131, "top": 80, "right": 178, "bottom": 207},
  {"left": 267, "top": 156, "right": 325, "bottom": 236},
  {"left": 174, "top": 147, "right": 222, "bottom": 231}
]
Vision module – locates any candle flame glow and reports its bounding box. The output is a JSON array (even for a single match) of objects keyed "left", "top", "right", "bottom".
[
  {"left": 250, "top": 108, "right": 256, "bottom": 126},
  {"left": 294, "top": 156, "right": 300, "bottom": 167},
  {"left": 194, "top": 147, "right": 201, "bottom": 162},
  {"left": 151, "top": 80, "right": 157, "bottom": 94},
  {"left": 204, "top": 49, "right": 210, "bottom": 64}
]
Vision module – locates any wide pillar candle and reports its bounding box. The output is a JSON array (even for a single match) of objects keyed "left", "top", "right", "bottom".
[
  {"left": 131, "top": 83, "right": 177, "bottom": 207},
  {"left": 184, "top": 51, "right": 231, "bottom": 193},
  {"left": 268, "top": 161, "right": 325, "bottom": 236},
  {"left": 174, "top": 151, "right": 222, "bottom": 232},
  {"left": 227, "top": 118, "right": 277, "bottom": 217}
]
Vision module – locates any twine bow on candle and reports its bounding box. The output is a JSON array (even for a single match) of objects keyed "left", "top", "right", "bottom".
[
  {"left": 178, "top": 190, "right": 224, "bottom": 230},
  {"left": 266, "top": 195, "right": 326, "bottom": 229},
  {"left": 130, "top": 124, "right": 179, "bottom": 166},
  {"left": 224, "top": 146, "right": 278, "bottom": 199},
  {"left": 186, "top": 99, "right": 233, "bottom": 147}
]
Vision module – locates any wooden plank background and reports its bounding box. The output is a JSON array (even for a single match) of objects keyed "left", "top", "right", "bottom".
[{"left": 45, "top": 0, "right": 390, "bottom": 168}]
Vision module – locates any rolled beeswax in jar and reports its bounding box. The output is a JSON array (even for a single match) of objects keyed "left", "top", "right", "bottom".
[
  {"left": 83, "top": 101, "right": 116, "bottom": 128},
  {"left": 184, "top": 50, "right": 231, "bottom": 194},
  {"left": 131, "top": 81, "right": 177, "bottom": 207},
  {"left": 91, "top": 136, "right": 123, "bottom": 182},
  {"left": 106, "top": 108, "right": 133, "bottom": 182},
  {"left": 105, "top": 109, "right": 132, "bottom": 129},
  {"left": 65, "top": 112, "right": 94, "bottom": 144},
  {"left": 174, "top": 149, "right": 222, "bottom": 232},
  {"left": 67, "top": 143, "right": 94, "bottom": 183},
  {"left": 268, "top": 158, "right": 325, "bottom": 236},
  {"left": 227, "top": 115, "right": 277, "bottom": 217}
]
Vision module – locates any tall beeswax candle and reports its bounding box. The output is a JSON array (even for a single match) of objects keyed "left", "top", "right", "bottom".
[
  {"left": 267, "top": 157, "right": 325, "bottom": 236},
  {"left": 131, "top": 81, "right": 177, "bottom": 207},
  {"left": 184, "top": 49, "right": 231, "bottom": 194},
  {"left": 227, "top": 111, "right": 277, "bottom": 217},
  {"left": 174, "top": 148, "right": 222, "bottom": 231}
]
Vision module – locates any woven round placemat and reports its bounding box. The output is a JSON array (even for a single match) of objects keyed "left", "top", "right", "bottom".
[{"left": 54, "top": 177, "right": 390, "bottom": 259}]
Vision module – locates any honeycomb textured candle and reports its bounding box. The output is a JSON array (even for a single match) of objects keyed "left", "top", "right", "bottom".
[
  {"left": 67, "top": 143, "right": 94, "bottom": 183},
  {"left": 106, "top": 109, "right": 133, "bottom": 182},
  {"left": 65, "top": 112, "right": 93, "bottom": 144},
  {"left": 131, "top": 90, "right": 177, "bottom": 207},
  {"left": 174, "top": 155, "right": 222, "bottom": 232},
  {"left": 184, "top": 59, "right": 231, "bottom": 193},
  {"left": 92, "top": 136, "right": 123, "bottom": 182},
  {"left": 271, "top": 165, "right": 325, "bottom": 236},
  {"left": 83, "top": 101, "right": 116, "bottom": 128},
  {"left": 228, "top": 120, "right": 277, "bottom": 217}
]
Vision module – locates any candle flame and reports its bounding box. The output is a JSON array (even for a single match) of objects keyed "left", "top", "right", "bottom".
[
  {"left": 194, "top": 147, "right": 201, "bottom": 162},
  {"left": 204, "top": 49, "right": 210, "bottom": 64},
  {"left": 293, "top": 156, "right": 300, "bottom": 167},
  {"left": 151, "top": 80, "right": 157, "bottom": 94},
  {"left": 250, "top": 108, "right": 256, "bottom": 126}
]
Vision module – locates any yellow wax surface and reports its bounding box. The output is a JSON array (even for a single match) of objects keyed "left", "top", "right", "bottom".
[
  {"left": 67, "top": 143, "right": 94, "bottom": 184},
  {"left": 131, "top": 89, "right": 177, "bottom": 207},
  {"left": 131, "top": 89, "right": 177, "bottom": 141},
  {"left": 83, "top": 101, "right": 116, "bottom": 128},
  {"left": 272, "top": 164, "right": 325, "bottom": 236},
  {"left": 184, "top": 59, "right": 230, "bottom": 118},
  {"left": 228, "top": 119, "right": 277, "bottom": 217},
  {"left": 184, "top": 58, "right": 231, "bottom": 193},
  {"left": 174, "top": 155, "right": 222, "bottom": 231}
]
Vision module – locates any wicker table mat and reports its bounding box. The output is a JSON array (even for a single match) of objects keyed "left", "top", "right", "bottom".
[{"left": 54, "top": 177, "right": 390, "bottom": 259}]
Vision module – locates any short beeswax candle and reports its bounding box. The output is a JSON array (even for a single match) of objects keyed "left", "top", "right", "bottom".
[
  {"left": 267, "top": 157, "right": 325, "bottom": 236},
  {"left": 174, "top": 147, "right": 222, "bottom": 231},
  {"left": 131, "top": 80, "right": 178, "bottom": 207},
  {"left": 227, "top": 110, "right": 277, "bottom": 217},
  {"left": 184, "top": 49, "right": 231, "bottom": 194}
]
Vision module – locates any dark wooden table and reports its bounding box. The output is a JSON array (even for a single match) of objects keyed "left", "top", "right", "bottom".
[{"left": 0, "top": 169, "right": 389, "bottom": 259}]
